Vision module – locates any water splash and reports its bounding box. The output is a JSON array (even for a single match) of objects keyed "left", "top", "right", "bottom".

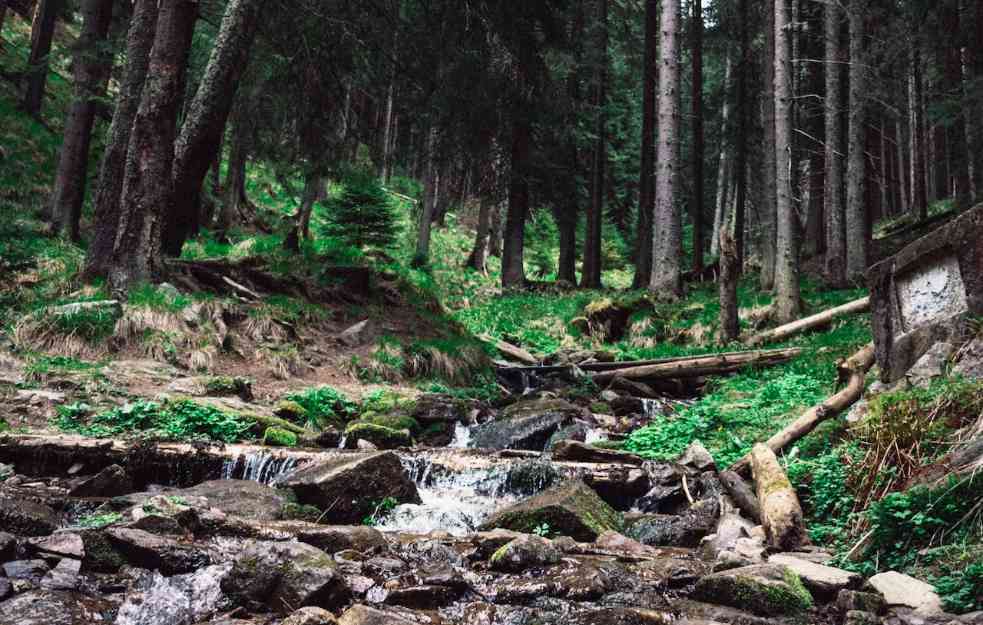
[
  {"left": 338, "top": 434, "right": 348, "bottom": 449},
  {"left": 584, "top": 428, "right": 608, "bottom": 444},
  {"left": 640, "top": 398, "right": 663, "bottom": 418},
  {"left": 375, "top": 454, "right": 517, "bottom": 536},
  {"left": 449, "top": 422, "right": 472, "bottom": 448},
  {"left": 220, "top": 452, "right": 298, "bottom": 485}
]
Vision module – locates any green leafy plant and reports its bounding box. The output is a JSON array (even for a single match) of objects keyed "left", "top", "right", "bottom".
[
  {"left": 533, "top": 522, "right": 553, "bottom": 538},
  {"left": 361, "top": 496, "right": 399, "bottom": 526},
  {"left": 78, "top": 512, "right": 122, "bottom": 529},
  {"left": 56, "top": 399, "right": 250, "bottom": 443},
  {"left": 284, "top": 385, "right": 357, "bottom": 429}
]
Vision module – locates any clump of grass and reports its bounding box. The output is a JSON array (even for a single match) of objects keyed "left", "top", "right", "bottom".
[
  {"left": 284, "top": 385, "right": 357, "bottom": 429},
  {"left": 403, "top": 337, "right": 491, "bottom": 385},
  {"left": 127, "top": 283, "right": 191, "bottom": 313}
]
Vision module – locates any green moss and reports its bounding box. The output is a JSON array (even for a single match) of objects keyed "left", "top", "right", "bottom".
[
  {"left": 589, "top": 402, "right": 611, "bottom": 414},
  {"left": 274, "top": 400, "right": 309, "bottom": 422},
  {"left": 490, "top": 542, "right": 510, "bottom": 565},
  {"left": 205, "top": 376, "right": 251, "bottom": 397},
  {"left": 280, "top": 502, "right": 322, "bottom": 522},
  {"left": 343, "top": 422, "right": 412, "bottom": 449},
  {"left": 262, "top": 427, "right": 298, "bottom": 447},
  {"left": 357, "top": 412, "right": 420, "bottom": 434}
]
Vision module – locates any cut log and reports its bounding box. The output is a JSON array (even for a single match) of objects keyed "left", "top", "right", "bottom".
[
  {"left": 590, "top": 348, "right": 802, "bottom": 383},
  {"left": 746, "top": 296, "right": 870, "bottom": 347},
  {"left": 481, "top": 334, "right": 539, "bottom": 366},
  {"left": 720, "top": 470, "right": 761, "bottom": 523},
  {"left": 750, "top": 443, "right": 806, "bottom": 551},
  {"left": 729, "top": 343, "right": 875, "bottom": 475}
]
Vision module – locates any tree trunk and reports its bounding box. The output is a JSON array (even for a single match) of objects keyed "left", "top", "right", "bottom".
[
  {"left": 106, "top": 0, "right": 197, "bottom": 293},
  {"left": 49, "top": 0, "right": 113, "bottom": 241},
  {"left": 502, "top": 113, "right": 530, "bottom": 288},
  {"left": 718, "top": 226, "right": 739, "bottom": 343},
  {"left": 943, "top": 0, "right": 971, "bottom": 209},
  {"left": 217, "top": 107, "right": 252, "bottom": 233},
  {"left": 22, "top": 0, "right": 61, "bottom": 117},
  {"left": 581, "top": 0, "right": 607, "bottom": 289},
  {"left": 467, "top": 140, "right": 499, "bottom": 274},
  {"left": 759, "top": 0, "right": 778, "bottom": 291},
  {"left": 751, "top": 443, "right": 807, "bottom": 551},
  {"left": 164, "top": 0, "right": 261, "bottom": 256},
  {"left": 773, "top": 0, "right": 801, "bottom": 323},
  {"left": 414, "top": 126, "right": 438, "bottom": 265},
  {"left": 733, "top": 0, "right": 750, "bottom": 268},
  {"left": 909, "top": 42, "right": 928, "bottom": 220},
  {"left": 895, "top": 118, "right": 909, "bottom": 214},
  {"left": 633, "top": 0, "right": 658, "bottom": 288},
  {"left": 711, "top": 52, "right": 733, "bottom": 259},
  {"left": 962, "top": 47, "right": 978, "bottom": 203},
  {"left": 691, "top": 0, "right": 705, "bottom": 273},
  {"left": 83, "top": 0, "right": 159, "bottom": 279},
  {"left": 845, "top": 0, "right": 868, "bottom": 280},
  {"left": 590, "top": 347, "right": 802, "bottom": 383},
  {"left": 649, "top": 0, "right": 682, "bottom": 298},
  {"left": 824, "top": 0, "right": 847, "bottom": 288},
  {"left": 284, "top": 173, "right": 323, "bottom": 253}
]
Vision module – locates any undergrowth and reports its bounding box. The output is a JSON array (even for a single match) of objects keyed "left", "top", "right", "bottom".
[{"left": 55, "top": 399, "right": 250, "bottom": 443}]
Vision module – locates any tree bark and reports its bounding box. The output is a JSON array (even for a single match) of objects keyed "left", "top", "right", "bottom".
[
  {"left": 711, "top": 52, "right": 733, "bottom": 259},
  {"left": 773, "top": 0, "right": 802, "bottom": 323},
  {"left": 909, "top": 42, "right": 928, "bottom": 220},
  {"left": 733, "top": 0, "right": 750, "bottom": 268},
  {"left": 84, "top": 0, "right": 159, "bottom": 279},
  {"left": 649, "top": 0, "right": 682, "bottom": 299},
  {"left": 759, "top": 1, "right": 778, "bottom": 291},
  {"left": 284, "top": 173, "right": 323, "bottom": 253},
  {"left": 633, "top": 0, "right": 658, "bottom": 288},
  {"left": 49, "top": 0, "right": 113, "bottom": 241},
  {"left": 107, "top": 0, "right": 197, "bottom": 293},
  {"left": 962, "top": 47, "right": 978, "bottom": 203},
  {"left": 845, "top": 0, "right": 868, "bottom": 280},
  {"left": 502, "top": 111, "right": 530, "bottom": 288},
  {"left": 164, "top": 0, "right": 261, "bottom": 256},
  {"left": 718, "top": 226, "right": 739, "bottom": 343},
  {"left": 217, "top": 106, "right": 252, "bottom": 234},
  {"left": 691, "top": 0, "right": 705, "bottom": 273},
  {"left": 823, "top": 0, "right": 847, "bottom": 288},
  {"left": 581, "top": 0, "right": 607, "bottom": 289},
  {"left": 943, "top": 0, "right": 971, "bottom": 209},
  {"left": 22, "top": 0, "right": 61, "bottom": 117},
  {"left": 414, "top": 126, "right": 438, "bottom": 265},
  {"left": 467, "top": 139, "right": 500, "bottom": 274},
  {"left": 895, "top": 118, "right": 909, "bottom": 215}
]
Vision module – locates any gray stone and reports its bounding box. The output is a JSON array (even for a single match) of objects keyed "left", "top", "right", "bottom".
[
  {"left": 488, "top": 535, "right": 561, "bottom": 572},
  {"left": 767, "top": 553, "right": 861, "bottom": 600},
  {"left": 867, "top": 571, "right": 943, "bottom": 615},
  {"left": 552, "top": 439, "right": 644, "bottom": 465},
  {"left": 0, "top": 590, "right": 113, "bottom": 625},
  {"left": 0, "top": 495, "right": 58, "bottom": 536},
  {"left": 678, "top": 440, "right": 716, "bottom": 471},
  {"left": 693, "top": 563, "right": 814, "bottom": 617},
  {"left": 115, "top": 564, "right": 232, "bottom": 625},
  {"left": 338, "top": 319, "right": 371, "bottom": 347},
  {"left": 845, "top": 611, "right": 881, "bottom": 625},
  {"left": 337, "top": 605, "right": 416, "bottom": 625},
  {"left": 0, "top": 532, "right": 16, "bottom": 561},
  {"left": 838, "top": 589, "right": 887, "bottom": 615},
  {"left": 905, "top": 342, "right": 956, "bottom": 388},
  {"left": 953, "top": 338, "right": 983, "bottom": 379},
  {"left": 297, "top": 526, "right": 388, "bottom": 555},
  {"left": 282, "top": 607, "right": 339, "bottom": 625},
  {"left": 280, "top": 452, "right": 420, "bottom": 525},
  {"left": 28, "top": 532, "right": 84, "bottom": 560},
  {"left": 3, "top": 559, "right": 49, "bottom": 584},
  {"left": 40, "top": 558, "right": 80, "bottom": 590},
  {"left": 0, "top": 577, "right": 9, "bottom": 601},
  {"left": 105, "top": 527, "right": 210, "bottom": 575},
  {"left": 472, "top": 398, "right": 583, "bottom": 451},
  {"left": 178, "top": 479, "right": 287, "bottom": 521},
  {"left": 222, "top": 541, "right": 350, "bottom": 615}
]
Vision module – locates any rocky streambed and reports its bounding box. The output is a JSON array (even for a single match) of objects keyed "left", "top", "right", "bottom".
[{"left": 0, "top": 396, "right": 976, "bottom": 625}]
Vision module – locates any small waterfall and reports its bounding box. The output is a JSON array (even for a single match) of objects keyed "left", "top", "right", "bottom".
[
  {"left": 584, "top": 427, "right": 608, "bottom": 445},
  {"left": 640, "top": 398, "right": 662, "bottom": 418},
  {"left": 220, "top": 452, "right": 298, "bottom": 486},
  {"left": 449, "top": 422, "right": 472, "bottom": 448},
  {"left": 337, "top": 434, "right": 348, "bottom": 449},
  {"left": 375, "top": 454, "right": 516, "bottom": 536}
]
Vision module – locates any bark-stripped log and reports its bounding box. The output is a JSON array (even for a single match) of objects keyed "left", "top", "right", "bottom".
[
  {"left": 590, "top": 348, "right": 801, "bottom": 383},
  {"left": 751, "top": 443, "right": 806, "bottom": 551},
  {"left": 746, "top": 297, "right": 870, "bottom": 347}
]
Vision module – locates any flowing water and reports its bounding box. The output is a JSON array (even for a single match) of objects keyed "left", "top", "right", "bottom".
[
  {"left": 449, "top": 422, "right": 472, "bottom": 448},
  {"left": 220, "top": 452, "right": 298, "bottom": 485}
]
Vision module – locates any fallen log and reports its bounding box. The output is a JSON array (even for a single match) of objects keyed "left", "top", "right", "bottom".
[
  {"left": 481, "top": 334, "right": 539, "bottom": 366},
  {"left": 590, "top": 348, "right": 802, "bottom": 383},
  {"left": 719, "top": 470, "right": 761, "bottom": 523},
  {"left": 729, "top": 343, "right": 876, "bottom": 475},
  {"left": 751, "top": 443, "right": 807, "bottom": 551},
  {"left": 746, "top": 296, "right": 870, "bottom": 347}
]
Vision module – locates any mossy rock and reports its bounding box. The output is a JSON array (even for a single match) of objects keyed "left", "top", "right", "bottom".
[
  {"left": 280, "top": 502, "right": 323, "bottom": 522},
  {"left": 343, "top": 422, "right": 412, "bottom": 449},
  {"left": 500, "top": 398, "right": 582, "bottom": 422},
  {"left": 273, "top": 400, "right": 309, "bottom": 423},
  {"left": 205, "top": 376, "right": 253, "bottom": 400},
  {"left": 480, "top": 478, "right": 622, "bottom": 541},
  {"left": 262, "top": 427, "right": 298, "bottom": 447},
  {"left": 357, "top": 412, "right": 420, "bottom": 435},
  {"left": 693, "top": 564, "right": 814, "bottom": 617}
]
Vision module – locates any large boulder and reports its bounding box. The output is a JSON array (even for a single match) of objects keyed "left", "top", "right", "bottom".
[
  {"left": 693, "top": 563, "right": 814, "bottom": 617},
  {"left": 552, "top": 440, "right": 644, "bottom": 465},
  {"left": 342, "top": 423, "right": 412, "bottom": 450},
  {"left": 222, "top": 541, "right": 350, "bottom": 615},
  {"left": 625, "top": 510, "right": 716, "bottom": 548},
  {"left": 866, "top": 571, "right": 943, "bottom": 615},
  {"left": 178, "top": 479, "right": 287, "bottom": 521},
  {"left": 953, "top": 337, "right": 983, "bottom": 379},
  {"left": 105, "top": 528, "right": 210, "bottom": 575},
  {"left": 297, "top": 526, "right": 389, "bottom": 555},
  {"left": 472, "top": 399, "right": 583, "bottom": 451},
  {"left": 279, "top": 452, "right": 420, "bottom": 525},
  {"left": 767, "top": 553, "right": 860, "bottom": 601},
  {"left": 338, "top": 605, "right": 417, "bottom": 625},
  {"left": 480, "top": 479, "right": 623, "bottom": 542},
  {"left": 0, "top": 495, "right": 58, "bottom": 536},
  {"left": 68, "top": 464, "right": 133, "bottom": 498},
  {"left": 282, "top": 607, "right": 339, "bottom": 625}
]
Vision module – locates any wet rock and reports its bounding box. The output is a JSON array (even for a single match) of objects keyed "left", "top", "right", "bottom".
[
  {"left": 845, "top": 611, "right": 881, "bottom": 625},
  {"left": 0, "top": 532, "right": 14, "bottom": 561},
  {"left": 472, "top": 398, "right": 583, "bottom": 451},
  {"left": 0, "top": 578, "right": 9, "bottom": 600},
  {"left": 0, "top": 495, "right": 58, "bottom": 536},
  {"left": 337, "top": 604, "right": 416, "bottom": 625},
  {"left": 635, "top": 483, "right": 686, "bottom": 514},
  {"left": 68, "top": 463, "right": 133, "bottom": 498},
  {"left": 0, "top": 590, "right": 113, "bottom": 625},
  {"left": 28, "top": 532, "right": 84, "bottom": 560},
  {"left": 555, "top": 562, "right": 613, "bottom": 600},
  {"left": 693, "top": 563, "right": 814, "bottom": 616},
  {"left": 767, "top": 553, "right": 860, "bottom": 601},
  {"left": 481, "top": 479, "right": 623, "bottom": 541},
  {"left": 547, "top": 422, "right": 591, "bottom": 449},
  {"left": 552, "top": 440, "right": 644, "bottom": 465},
  {"left": 567, "top": 608, "right": 676, "bottom": 624},
  {"left": 281, "top": 452, "right": 421, "bottom": 525},
  {"left": 585, "top": 466, "right": 652, "bottom": 510},
  {"left": 505, "top": 460, "right": 561, "bottom": 495},
  {"left": 343, "top": 422, "right": 412, "bottom": 450},
  {"left": 40, "top": 558, "right": 80, "bottom": 590},
  {"left": 383, "top": 583, "right": 463, "bottom": 608},
  {"left": 297, "top": 526, "right": 389, "bottom": 555},
  {"left": 315, "top": 428, "right": 343, "bottom": 448},
  {"left": 867, "top": 571, "right": 943, "bottom": 615},
  {"left": 356, "top": 439, "right": 378, "bottom": 451},
  {"left": 115, "top": 564, "right": 231, "bottom": 625},
  {"left": 625, "top": 508, "right": 716, "bottom": 548},
  {"left": 363, "top": 556, "right": 408, "bottom": 578},
  {"left": 3, "top": 559, "right": 49, "bottom": 584},
  {"left": 489, "top": 534, "right": 561, "bottom": 572},
  {"left": 178, "top": 479, "right": 287, "bottom": 521},
  {"left": 595, "top": 530, "right": 653, "bottom": 555},
  {"left": 105, "top": 527, "right": 210, "bottom": 575},
  {"left": 838, "top": 589, "right": 886, "bottom": 614},
  {"left": 129, "top": 513, "right": 185, "bottom": 535},
  {"left": 222, "top": 541, "right": 350, "bottom": 615},
  {"left": 471, "top": 529, "right": 526, "bottom": 558},
  {"left": 638, "top": 555, "right": 707, "bottom": 588},
  {"left": 411, "top": 394, "right": 469, "bottom": 424},
  {"left": 282, "top": 607, "right": 340, "bottom": 625}
]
